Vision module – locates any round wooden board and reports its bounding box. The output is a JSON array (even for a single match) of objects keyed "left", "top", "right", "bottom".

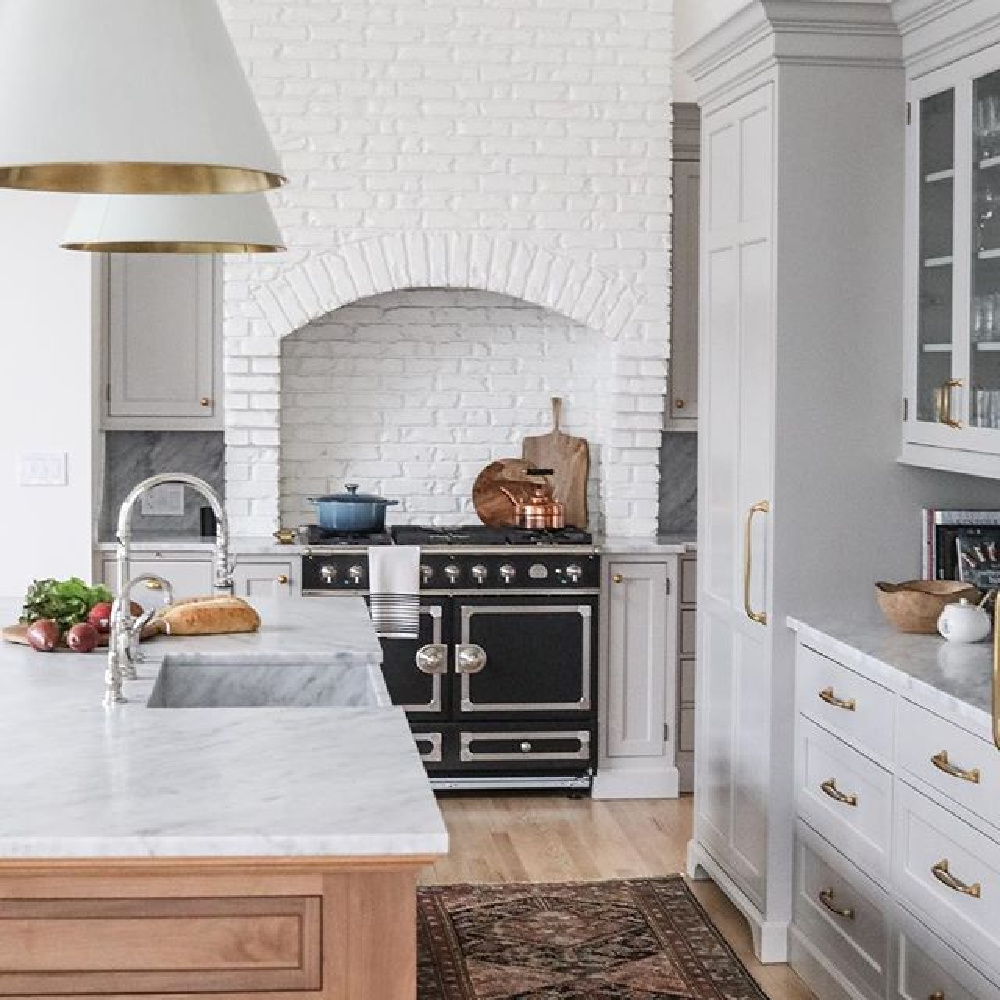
[
  {"left": 472, "top": 458, "right": 540, "bottom": 527},
  {"left": 2, "top": 621, "right": 162, "bottom": 650}
]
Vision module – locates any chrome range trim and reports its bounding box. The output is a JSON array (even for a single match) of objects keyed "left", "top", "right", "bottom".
[
  {"left": 402, "top": 606, "right": 443, "bottom": 713},
  {"left": 414, "top": 732, "right": 443, "bottom": 763},
  {"left": 430, "top": 774, "right": 592, "bottom": 791},
  {"left": 303, "top": 588, "right": 601, "bottom": 598},
  {"left": 303, "top": 544, "right": 599, "bottom": 557},
  {"left": 460, "top": 730, "right": 591, "bottom": 762}
]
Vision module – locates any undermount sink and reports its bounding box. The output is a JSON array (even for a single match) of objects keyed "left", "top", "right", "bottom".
[{"left": 147, "top": 657, "right": 390, "bottom": 709}]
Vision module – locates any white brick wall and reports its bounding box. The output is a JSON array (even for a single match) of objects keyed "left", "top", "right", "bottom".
[{"left": 219, "top": 0, "right": 674, "bottom": 537}]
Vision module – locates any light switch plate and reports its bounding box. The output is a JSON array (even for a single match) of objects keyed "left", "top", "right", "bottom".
[
  {"left": 140, "top": 483, "right": 185, "bottom": 517},
  {"left": 18, "top": 452, "right": 67, "bottom": 487}
]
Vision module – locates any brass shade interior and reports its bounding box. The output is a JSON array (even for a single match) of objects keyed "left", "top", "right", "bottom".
[
  {"left": 0, "top": 161, "right": 286, "bottom": 195},
  {"left": 62, "top": 240, "right": 286, "bottom": 254}
]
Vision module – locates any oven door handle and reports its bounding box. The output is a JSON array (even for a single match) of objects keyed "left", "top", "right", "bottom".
[
  {"left": 415, "top": 644, "right": 448, "bottom": 675},
  {"left": 455, "top": 643, "right": 487, "bottom": 674}
]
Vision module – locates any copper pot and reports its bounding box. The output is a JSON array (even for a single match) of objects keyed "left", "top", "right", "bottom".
[
  {"left": 546, "top": 498, "right": 566, "bottom": 530},
  {"left": 522, "top": 485, "right": 551, "bottom": 530}
]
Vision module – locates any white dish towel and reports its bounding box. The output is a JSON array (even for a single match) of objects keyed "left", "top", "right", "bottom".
[{"left": 367, "top": 546, "right": 421, "bottom": 638}]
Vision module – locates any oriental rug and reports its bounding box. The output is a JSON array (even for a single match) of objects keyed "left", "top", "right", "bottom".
[{"left": 417, "top": 875, "right": 769, "bottom": 999}]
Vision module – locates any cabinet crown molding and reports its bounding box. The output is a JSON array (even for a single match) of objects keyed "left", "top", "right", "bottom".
[
  {"left": 679, "top": 1, "right": 902, "bottom": 106},
  {"left": 893, "top": 0, "right": 1000, "bottom": 74}
]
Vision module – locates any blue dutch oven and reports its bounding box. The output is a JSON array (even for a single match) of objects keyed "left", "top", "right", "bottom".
[{"left": 308, "top": 484, "right": 399, "bottom": 533}]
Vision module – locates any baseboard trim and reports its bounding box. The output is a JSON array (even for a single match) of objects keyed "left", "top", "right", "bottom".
[
  {"left": 591, "top": 765, "right": 680, "bottom": 800},
  {"left": 790, "top": 929, "right": 869, "bottom": 1000}
]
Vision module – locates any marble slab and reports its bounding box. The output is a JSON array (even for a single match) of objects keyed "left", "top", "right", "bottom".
[
  {"left": 788, "top": 614, "right": 994, "bottom": 745},
  {"left": 0, "top": 596, "right": 447, "bottom": 859},
  {"left": 598, "top": 534, "right": 696, "bottom": 555}
]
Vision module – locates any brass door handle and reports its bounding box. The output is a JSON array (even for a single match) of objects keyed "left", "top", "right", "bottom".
[
  {"left": 276, "top": 574, "right": 289, "bottom": 585},
  {"left": 931, "top": 750, "right": 980, "bottom": 784},
  {"left": 936, "top": 378, "right": 963, "bottom": 428},
  {"left": 675, "top": 399, "right": 686, "bottom": 409},
  {"left": 613, "top": 574, "right": 624, "bottom": 584},
  {"left": 743, "top": 500, "right": 769, "bottom": 625},
  {"left": 818, "top": 888, "right": 855, "bottom": 920},
  {"left": 819, "top": 687, "right": 856, "bottom": 712},
  {"left": 820, "top": 778, "right": 858, "bottom": 807},
  {"left": 931, "top": 859, "right": 981, "bottom": 899}
]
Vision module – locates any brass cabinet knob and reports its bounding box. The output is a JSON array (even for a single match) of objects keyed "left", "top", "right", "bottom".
[
  {"left": 613, "top": 574, "right": 624, "bottom": 584},
  {"left": 675, "top": 399, "right": 686, "bottom": 409},
  {"left": 200, "top": 397, "right": 211, "bottom": 407},
  {"left": 276, "top": 574, "right": 289, "bottom": 585}
]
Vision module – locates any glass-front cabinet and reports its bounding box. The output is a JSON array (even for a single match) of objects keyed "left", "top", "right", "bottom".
[{"left": 904, "top": 53, "right": 1000, "bottom": 476}]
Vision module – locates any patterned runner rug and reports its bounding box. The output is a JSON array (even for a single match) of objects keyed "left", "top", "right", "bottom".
[{"left": 417, "top": 875, "right": 768, "bottom": 999}]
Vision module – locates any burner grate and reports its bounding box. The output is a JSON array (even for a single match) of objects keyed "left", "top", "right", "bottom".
[{"left": 298, "top": 525, "right": 392, "bottom": 546}]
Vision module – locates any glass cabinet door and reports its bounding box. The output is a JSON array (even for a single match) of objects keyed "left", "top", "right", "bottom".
[
  {"left": 916, "top": 88, "right": 957, "bottom": 425},
  {"left": 971, "top": 69, "right": 1000, "bottom": 431}
]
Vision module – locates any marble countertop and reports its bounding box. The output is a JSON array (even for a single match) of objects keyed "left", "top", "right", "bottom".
[
  {"left": 597, "top": 534, "right": 696, "bottom": 554},
  {"left": 0, "top": 597, "right": 447, "bottom": 860},
  {"left": 788, "top": 614, "right": 994, "bottom": 744}
]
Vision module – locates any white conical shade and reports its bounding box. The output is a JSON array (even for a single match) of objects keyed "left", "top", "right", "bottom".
[
  {"left": 0, "top": 0, "right": 285, "bottom": 194},
  {"left": 62, "top": 194, "right": 286, "bottom": 253}
]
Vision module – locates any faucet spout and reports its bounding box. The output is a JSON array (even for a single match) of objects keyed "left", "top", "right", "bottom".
[{"left": 116, "top": 474, "right": 232, "bottom": 597}]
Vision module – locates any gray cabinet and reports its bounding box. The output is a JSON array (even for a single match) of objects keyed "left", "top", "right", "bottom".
[
  {"left": 233, "top": 560, "right": 297, "bottom": 600},
  {"left": 666, "top": 103, "right": 700, "bottom": 432},
  {"left": 594, "top": 551, "right": 696, "bottom": 800},
  {"left": 103, "top": 255, "right": 220, "bottom": 429}
]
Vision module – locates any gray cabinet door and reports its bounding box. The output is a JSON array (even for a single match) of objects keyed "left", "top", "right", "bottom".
[
  {"left": 668, "top": 158, "right": 700, "bottom": 429},
  {"left": 105, "top": 255, "right": 219, "bottom": 427}
]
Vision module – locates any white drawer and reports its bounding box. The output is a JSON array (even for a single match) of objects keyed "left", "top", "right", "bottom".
[
  {"left": 793, "top": 822, "right": 889, "bottom": 1000},
  {"left": 679, "top": 558, "right": 696, "bottom": 604},
  {"left": 797, "top": 643, "right": 895, "bottom": 764},
  {"left": 797, "top": 716, "right": 893, "bottom": 885},
  {"left": 894, "top": 782, "right": 1000, "bottom": 973},
  {"left": 679, "top": 609, "right": 696, "bottom": 655},
  {"left": 893, "top": 903, "right": 1000, "bottom": 1000},
  {"left": 897, "top": 698, "right": 998, "bottom": 832}
]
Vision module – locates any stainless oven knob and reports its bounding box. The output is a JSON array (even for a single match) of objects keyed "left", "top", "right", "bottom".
[
  {"left": 566, "top": 564, "right": 582, "bottom": 583},
  {"left": 520, "top": 741, "right": 532, "bottom": 753},
  {"left": 444, "top": 564, "right": 461, "bottom": 584},
  {"left": 500, "top": 563, "right": 516, "bottom": 583},
  {"left": 421, "top": 564, "right": 433, "bottom": 584},
  {"left": 320, "top": 564, "right": 336, "bottom": 583},
  {"left": 471, "top": 564, "right": 487, "bottom": 584},
  {"left": 348, "top": 564, "right": 364, "bottom": 584}
]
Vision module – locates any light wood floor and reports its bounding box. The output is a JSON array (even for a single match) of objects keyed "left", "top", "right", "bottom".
[{"left": 421, "top": 794, "right": 814, "bottom": 1000}]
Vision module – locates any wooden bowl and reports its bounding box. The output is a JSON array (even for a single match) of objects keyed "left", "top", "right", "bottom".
[{"left": 875, "top": 580, "right": 981, "bottom": 634}]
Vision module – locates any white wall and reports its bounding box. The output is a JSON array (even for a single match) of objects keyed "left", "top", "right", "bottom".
[
  {"left": 673, "top": 0, "right": 752, "bottom": 101},
  {"left": 0, "top": 192, "right": 95, "bottom": 597}
]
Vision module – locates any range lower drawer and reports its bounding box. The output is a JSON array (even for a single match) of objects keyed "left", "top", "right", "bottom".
[
  {"left": 897, "top": 698, "right": 998, "bottom": 831},
  {"left": 793, "top": 821, "right": 889, "bottom": 1000},
  {"left": 796, "top": 644, "right": 895, "bottom": 763},
  {"left": 411, "top": 723, "right": 595, "bottom": 775},
  {"left": 894, "top": 781, "right": 1000, "bottom": 974},
  {"left": 797, "top": 715, "right": 893, "bottom": 885}
]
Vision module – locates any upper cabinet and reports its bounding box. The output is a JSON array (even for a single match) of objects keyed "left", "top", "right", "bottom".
[
  {"left": 666, "top": 103, "right": 701, "bottom": 432},
  {"left": 903, "top": 46, "right": 1000, "bottom": 477},
  {"left": 102, "top": 254, "right": 221, "bottom": 430}
]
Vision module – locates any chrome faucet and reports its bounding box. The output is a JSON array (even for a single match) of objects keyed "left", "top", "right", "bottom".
[
  {"left": 104, "top": 573, "right": 174, "bottom": 707},
  {"left": 116, "top": 473, "right": 233, "bottom": 597}
]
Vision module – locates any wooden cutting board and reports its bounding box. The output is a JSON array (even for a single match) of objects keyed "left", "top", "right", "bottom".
[
  {"left": 521, "top": 398, "right": 590, "bottom": 529},
  {"left": 472, "top": 459, "right": 538, "bottom": 527},
  {"left": 2, "top": 621, "right": 161, "bottom": 649}
]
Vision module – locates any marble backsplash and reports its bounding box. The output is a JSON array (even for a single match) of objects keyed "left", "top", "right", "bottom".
[
  {"left": 658, "top": 432, "right": 697, "bottom": 535},
  {"left": 100, "top": 431, "right": 225, "bottom": 541}
]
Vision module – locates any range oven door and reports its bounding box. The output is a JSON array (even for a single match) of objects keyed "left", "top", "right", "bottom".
[
  {"left": 451, "top": 595, "right": 597, "bottom": 719},
  {"left": 370, "top": 599, "right": 449, "bottom": 721}
]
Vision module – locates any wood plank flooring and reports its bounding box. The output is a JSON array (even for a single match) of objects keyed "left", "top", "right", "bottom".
[{"left": 422, "top": 794, "right": 814, "bottom": 1000}]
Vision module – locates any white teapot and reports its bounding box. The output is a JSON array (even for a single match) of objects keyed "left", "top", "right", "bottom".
[{"left": 936, "top": 598, "right": 991, "bottom": 644}]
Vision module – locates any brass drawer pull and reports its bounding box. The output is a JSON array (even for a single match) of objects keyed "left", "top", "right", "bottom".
[
  {"left": 276, "top": 574, "right": 289, "bottom": 585},
  {"left": 819, "top": 687, "right": 856, "bottom": 712},
  {"left": 931, "top": 859, "right": 981, "bottom": 899},
  {"left": 818, "top": 888, "right": 855, "bottom": 920},
  {"left": 200, "top": 396, "right": 212, "bottom": 407},
  {"left": 613, "top": 574, "right": 624, "bottom": 584},
  {"left": 930, "top": 750, "right": 980, "bottom": 784},
  {"left": 820, "top": 778, "right": 858, "bottom": 807}
]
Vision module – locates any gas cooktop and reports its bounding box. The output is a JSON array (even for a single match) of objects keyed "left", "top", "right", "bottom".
[{"left": 297, "top": 524, "right": 593, "bottom": 547}]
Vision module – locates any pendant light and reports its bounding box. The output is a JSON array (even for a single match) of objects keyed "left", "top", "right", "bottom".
[
  {"left": 0, "top": 0, "right": 284, "bottom": 194},
  {"left": 61, "top": 194, "right": 286, "bottom": 254}
]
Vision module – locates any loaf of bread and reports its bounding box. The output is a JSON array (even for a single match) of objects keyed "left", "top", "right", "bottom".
[{"left": 157, "top": 596, "right": 261, "bottom": 636}]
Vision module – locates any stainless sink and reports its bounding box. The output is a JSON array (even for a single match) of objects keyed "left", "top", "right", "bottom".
[{"left": 147, "top": 657, "right": 390, "bottom": 709}]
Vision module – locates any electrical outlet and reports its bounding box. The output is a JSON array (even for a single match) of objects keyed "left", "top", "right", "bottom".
[
  {"left": 140, "top": 483, "right": 185, "bottom": 517},
  {"left": 18, "top": 452, "right": 67, "bottom": 487}
]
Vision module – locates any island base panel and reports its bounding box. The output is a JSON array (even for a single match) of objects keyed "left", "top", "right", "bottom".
[{"left": 0, "top": 859, "right": 427, "bottom": 1000}]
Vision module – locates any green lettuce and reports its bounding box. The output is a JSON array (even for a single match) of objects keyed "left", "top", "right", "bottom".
[{"left": 19, "top": 577, "right": 113, "bottom": 631}]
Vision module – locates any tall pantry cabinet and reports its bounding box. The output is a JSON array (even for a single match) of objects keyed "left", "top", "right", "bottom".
[{"left": 680, "top": 3, "right": 929, "bottom": 963}]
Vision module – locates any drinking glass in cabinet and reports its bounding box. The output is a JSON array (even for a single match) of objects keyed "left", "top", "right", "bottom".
[{"left": 917, "top": 89, "right": 956, "bottom": 422}]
